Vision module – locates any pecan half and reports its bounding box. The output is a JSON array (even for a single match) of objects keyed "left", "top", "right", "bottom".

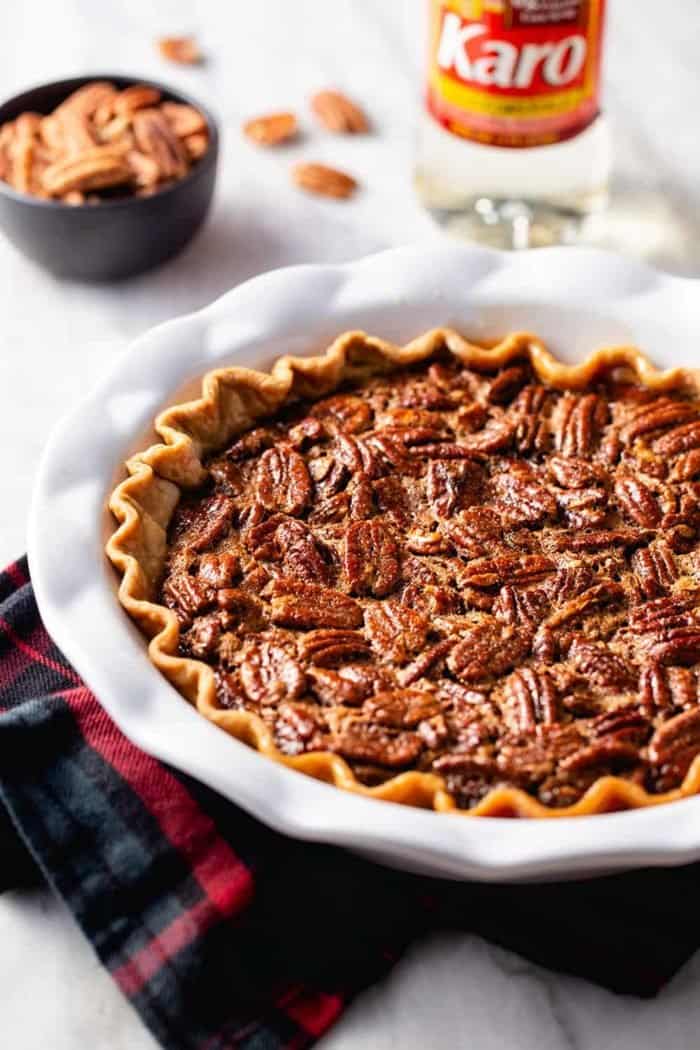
[
  {"left": 552, "top": 393, "right": 607, "bottom": 456},
  {"left": 654, "top": 420, "right": 700, "bottom": 456},
  {"left": 335, "top": 433, "right": 379, "bottom": 476},
  {"left": 462, "top": 419, "right": 515, "bottom": 453},
  {"left": 614, "top": 475, "right": 661, "bottom": 527},
  {"left": 309, "top": 664, "right": 387, "bottom": 706},
  {"left": 174, "top": 493, "right": 235, "bottom": 554},
  {"left": 252, "top": 516, "right": 332, "bottom": 586},
  {"left": 560, "top": 739, "right": 639, "bottom": 774},
  {"left": 568, "top": 638, "right": 637, "bottom": 692},
  {"left": 426, "top": 459, "right": 482, "bottom": 518},
  {"left": 157, "top": 36, "right": 203, "bottom": 64},
  {"left": 399, "top": 638, "right": 457, "bottom": 686},
  {"left": 282, "top": 520, "right": 334, "bottom": 584},
  {"left": 344, "top": 519, "right": 400, "bottom": 597},
  {"left": 161, "top": 102, "right": 207, "bottom": 138},
  {"left": 652, "top": 629, "right": 700, "bottom": 667},
  {"left": 317, "top": 399, "right": 372, "bottom": 440},
  {"left": 442, "top": 507, "right": 503, "bottom": 559},
  {"left": 230, "top": 428, "right": 280, "bottom": 461},
  {"left": 56, "top": 109, "right": 97, "bottom": 155},
  {"left": 275, "top": 703, "right": 325, "bottom": 756},
  {"left": 292, "top": 162, "right": 357, "bottom": 199},
  {"left": 493, "top": 468, "right": 558, "bottom": 527},
  {"left": 271, "top": 579, "right": 363, "bottom": 630},
  {"left": 215, "top": 669, "right": 249, "bottom": 710},
  {"left": 243, "top": 111, "right": 298, "bottom": 147},
  {"left": 509, "top": 384, "right": 550, "bottom": 454},
  {"left": 255, "top": 447, "right": 312, "bottom": 517},
  {"left": 408, "top": 441, "right": 477, "bottom": 460},
  {"left": 364, "top": 601, "right": 428, "bottom": 662},
  {"left": 556, "top": 487, "right": 608, "bottom": 528},
  {"left": 631, "top": 541, "right": 677, "bottom": 599},
  {"left": 300, "top": 629, "right": 370, "bottom": 666},
  {"left": 363, "top": 690, "right": 440, "bottom": 728},
  {"left": 502, "top": 668, "right": 558, "bottom": 732},
  {"left": 648, "top": 707, "right": 700, "bottom": 787},
  {"left": 631, "top": 594, "right": 697, "bottom": 636},
  {"left": 590, "top": 705, "right": 650, "bottom": 745},
  {"left": 215, "top": 589, "right": 267, "bottom": 631},
  {"left": 286, "top": 419, "right": 324, "bottom": 454},
  {"left": 447, "top": 625, "right": 529, "bottom": 684},
  {"left": 198, "top": 551, "right": 240, "bottom": 589},
  {"left": 432, "top": 752, "right": 500, "bottom": 808},
  {"left": 182, "top": 615, "right": 221, "bottom": 659},
  {"left": 113, "top": 85, "right": 162, "bottom": 116},
  {"left": 548, "top": 455, "right": 601, "bottom": 489},
  {"left": 493, "top": 584, "right": 550, "bottom": 629},
  {"left": 639, "top": 662, "right": 697, "bottom": 715},
  {"left": 670, "top": 450, "right": 700, "bottom": 482},
  {"left": 133, "top": 108, "right": 188, "bottom": 178},
  {"left": 163, "top": 572, "right": 212, "bottom": 623},
  {"left": 544, "top": 581, "right": 623, "bottom": 629},
  {"left": 311, "top": 90, "right": 369, "bottom": 133},
  {"left": 240, "top": 642, "right": 306, "bottom": 705},
  {"left": 58, "top": 82, "right": 117, "bottom": 119},
  {"left": 330, "top": 721, "right": 423, "bottom": 768},
  {"left": 487, "top": 365, "right": 530, "bottom": 405},
  {"left": 545, "top": 565, "right": 593, "bottom": 601},
  {"left": 550, "top": 527, "right": 651, "bottom": 552},
  {"left": 41, "top": 146, "right": 131, "bottom": 196},
  {"left": 620, "top": 399, "right": 698, "bottom": 444},
  {"left": 184, "top": 132, "right": 208, "bottom": 159},
  {"left": 126, "top": 149, "right": 160, "bottom": 187},
  {"left": 460, "top": 553, "right": 554, "bottom": 588}
]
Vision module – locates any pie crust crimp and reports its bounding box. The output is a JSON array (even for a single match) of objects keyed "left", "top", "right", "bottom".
[{"left": 107, "top": 328, "right": 700, "bottom": 817}]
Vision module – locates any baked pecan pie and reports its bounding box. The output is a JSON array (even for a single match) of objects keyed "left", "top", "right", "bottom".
[{"left": 107, "top": 329, "right": 700, "bottom": 817}]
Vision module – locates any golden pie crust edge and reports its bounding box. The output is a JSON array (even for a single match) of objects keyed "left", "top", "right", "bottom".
[{"left": 105, "top": 327, "right": 700, "bottom": 818}]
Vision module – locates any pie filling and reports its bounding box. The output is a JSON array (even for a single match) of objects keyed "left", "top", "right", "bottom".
[{"left": 158, "top": 352, "right": 700, "bottom": 810}]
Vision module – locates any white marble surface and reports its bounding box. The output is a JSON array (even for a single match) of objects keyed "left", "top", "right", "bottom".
[{"left": 1, "top": 2, "right": 700, "bottom": 1047}]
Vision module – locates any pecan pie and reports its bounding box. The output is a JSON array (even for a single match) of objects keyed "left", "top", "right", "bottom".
[{"left": 107, "top": 329, "right": 700, "bottom": 817}]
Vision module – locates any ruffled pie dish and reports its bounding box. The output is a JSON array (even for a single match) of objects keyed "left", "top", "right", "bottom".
[{"left": 106, "top": 325, "right": 700, "bottom": 819}]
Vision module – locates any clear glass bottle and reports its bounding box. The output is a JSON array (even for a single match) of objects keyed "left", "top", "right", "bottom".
[{"left": 415, "top": 0, "right": 611, "bottom": 249}]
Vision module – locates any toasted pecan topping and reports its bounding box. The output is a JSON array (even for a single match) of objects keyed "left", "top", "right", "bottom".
[{"left": 159, "top": 352, "right": 700, "bottom": 809}]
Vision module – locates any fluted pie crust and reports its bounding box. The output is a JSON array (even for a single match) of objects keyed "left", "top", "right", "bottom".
[{"left": 106, "top": 329, "right": 700, "bottom": 818}]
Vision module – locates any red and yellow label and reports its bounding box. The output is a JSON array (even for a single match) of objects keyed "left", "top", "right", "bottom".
[{"left": 426, "top": 0, "right": 606, "bottom": 148}]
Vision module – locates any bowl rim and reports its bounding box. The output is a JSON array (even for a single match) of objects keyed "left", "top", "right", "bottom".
[
  {"left": 0, "top": 72, "right": 219, "bottom": 212},
  {"left": 27, "top": 241, "right": 700, "bottom": 882}
]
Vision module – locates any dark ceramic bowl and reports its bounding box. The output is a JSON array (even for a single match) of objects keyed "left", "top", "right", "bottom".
[{"left": 0, "top": 74, "right": 219, "bottom": 281}]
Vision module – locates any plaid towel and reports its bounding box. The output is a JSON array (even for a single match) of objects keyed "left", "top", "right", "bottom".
[{"left": 2, "top": 559, "right": 700, "bottom": 1050}]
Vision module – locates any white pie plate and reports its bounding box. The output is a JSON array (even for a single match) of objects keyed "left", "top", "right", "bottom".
[{"left": 29, "top": 241, "right": 700, "bottom": 883}]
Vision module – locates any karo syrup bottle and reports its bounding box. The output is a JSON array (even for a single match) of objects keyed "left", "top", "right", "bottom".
[{"left": 415, "top": 0, "right": 611, "bottom": 248}]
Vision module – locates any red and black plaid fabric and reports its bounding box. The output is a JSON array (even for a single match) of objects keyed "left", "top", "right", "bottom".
[{"left": 2, "top": 558, "right": 700, "bottom": 1050}]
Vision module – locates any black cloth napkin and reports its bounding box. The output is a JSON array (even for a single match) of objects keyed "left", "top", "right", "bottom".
[{"left": 1, "top": 557, "right": 698, "bottom": 1050}]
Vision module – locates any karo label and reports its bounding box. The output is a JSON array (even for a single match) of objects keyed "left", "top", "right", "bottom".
[{"left": 426, "top": 0, "right": 606, "bottom": 148}]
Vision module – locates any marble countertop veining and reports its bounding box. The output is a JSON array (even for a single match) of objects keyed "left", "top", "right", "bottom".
[{"left": 1, "top": 2, "right": 700, "bottom": 1047}]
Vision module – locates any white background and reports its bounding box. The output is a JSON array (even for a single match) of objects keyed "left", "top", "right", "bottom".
[{"left": 1, "top": 2, "right": 700, "bottom": 1047}]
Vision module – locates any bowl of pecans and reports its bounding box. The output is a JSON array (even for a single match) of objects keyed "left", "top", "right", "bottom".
[{"left": 0, "top": 74, "right": 218, "bottom": 280}]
